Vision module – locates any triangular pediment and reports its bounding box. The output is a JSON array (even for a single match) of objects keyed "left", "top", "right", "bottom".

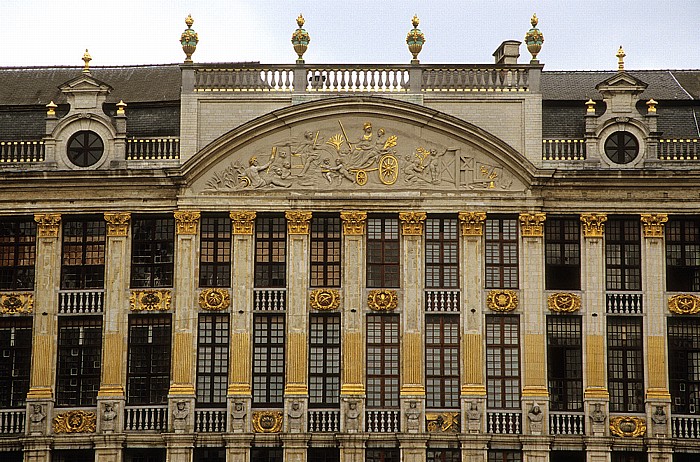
[
  {"left": 596, "top": 72, "right": 648, "bottom": 93},
  {"left": 59, "top": 74, "right": 112, "bottom": 94}
]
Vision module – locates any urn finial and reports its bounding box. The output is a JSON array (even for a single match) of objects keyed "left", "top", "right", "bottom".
[
  {"left": 291, "top": 14, "right": 310, "bottom": 63},
  {"left": 406, "top": 15, "right": 425, "bottom": 64},
  {"left": 180, "top": 14, "right": 199, "bottom": 63},
  {"left": 524, "top": 14, "right": 544, "bottom": 63}
]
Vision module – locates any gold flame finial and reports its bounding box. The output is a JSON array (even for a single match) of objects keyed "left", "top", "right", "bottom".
[
  {"left": 616, "top": 46, "right": 626, "bottom": 71},
  {"left": 412, "top": 14, "right": 420, "bottom": 28},
  {"left": 296, "top": 14, "right": 305, "bottom": 28},
  {"left": 531, "top": 13, "right": 538, "bottom": 27},
  {"left": 185, "top": 14, "right": 194, "bottom": 27},
  {"left": 82, "top": 49, "right": 92, "bottom": 74}
]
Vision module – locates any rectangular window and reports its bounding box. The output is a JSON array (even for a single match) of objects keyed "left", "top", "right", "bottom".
[
  {"left": 130, "top": 216, "right": 175, "bottom": 288},
  {"left": 199, "top": 214, "right": 231, "bottom": 288},
  {"left": 0, "top": 318, "right": 32, "bottom": 408},
  {"left": 255, "top": 215, "right": 286, "bottom": 288},
  {"left": 366, "top": 314, "right": 400, "bottom": 408},
  {"left": 547, "top": 315, "right": 583, "bottom": 411},
  {"left": 308, "top": 448, "right": 340, "bottom": 462},
  {"left": 253, "top": 314, "right": 285, "bottom": 407},
  {"left": 545, "top": 217, "right": 581, "bottom": 290},
  {"left": 666, "top": 217, "right": 700, "bottom": 292},
  {"left": 485, "top": 217, "right": 518, "bottom": 289},
  {"left": 0, "top": 218, "right": 36, "bottom": 290},
  {"left": 366, "top": 449, "right": 400, "bottom": 462},
  {"left": 427, "top": 449, "right": 461, "bottom": 462},
  {"left": 488, "top": 451, "right": 522, "bottom": 462},
  {"left": 426, "top": 315, "right": 460, "bottom": 409},
  {"left": 486, "top": 315, "right": 520, "bottom": 409},
  {"left": 56, "top": 317, "right": 102, "bottom": 407},
  {"left": 605, "top": 218, "right": 641, "bottom": 291},
  {"left": 196, "top": 314, "right": 229, "bottom": 407},
  {"left": 425, "top": 217, "right": 459, "bottom": 288},
  {"left": 309, "top": 314, "right": 340, "bottom": 408},
  {"left": 250, "top": 449, "right": 283, "bottom": 462},
  {"left": 367, "top": 216, "right": 400, "bottom": 288},
  {"left": 668, "top": 318, "right": 700, "bottom": 414},
  {"left": 61, "top": 216, "right": 106, "bottom": 290},
  {"left": 193, "top": 448, "right": 225, "bottom": 462},
  {"left": 607, "top": 317, "right": 644, "bottom": 412},
  {"left": 310, "top": 214, "right": 341, "bottom": 288},
  {"left": 126, "top": 315, "right": 171, "bottom": 405}
]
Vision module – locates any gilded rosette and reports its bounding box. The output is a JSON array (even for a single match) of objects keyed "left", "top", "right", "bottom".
[
  {"left": 668, "top": 294, "right": 700, "bottom": 315},
  {"left": 399, "top": 212, "right": 427, "bottom": 236},
  {"left": 309, "top": 289, "right": 340, "bottom": 311},
  {"left": 458, "top": 211, "right": 487, "bottom": 236},
  {"left": 180, "top": 15, "right": 199, "bottom": 63},
  {"left": 547, "top": 292, "right": 581, "bottom": 313},
  {"left": 104, "top": 212, "right": 131, "bottom": 236},
  {"left": 199, "top": 288, "right": 231, "bottom": 311},
  {"left": 609, "top": 416, "right": 646, "bottom": 438},
  {"left": 367, "top": 289, "right": 398, "bottom": 311},
  {"left": 0, "top": 292, "right": 33, "bottom": 314},
  {"left": 486, "top": 290, "right": 518, "bottom": 312},
  {"left": 130, "top": 290, "right": 172, "bottom": 311},
  {"left": 34, "top": 213, "right": 61, "bottom": 238},
  {"left": 340, "top": 211, "right": 367, "bottom": 235},
  {"left": 53, "top": 410, "right": 97, "bottom": 433},
  {"left": 519, "top": 212, "right": 546, "bottom": 237},
  {"left": 230, "top": 211, "right": 256, "bottom": 235},
  {"left": 285, "top": 210, "right": 313, "bottom": 234},
  {"left": 640, "top": 213, "right": 668, "bottom": 238},
  {"left": 174, "top": 210, "right": 201, "bottom": 235},
  {"left": 252, "top": 411, "right": 283, "bottom": 433},
  {"left": 580, "top": 213, "right": 607, "bottom": 237},
  {"left": 426, "top": 412, "right": 460, "bottom": 433},
  {"left": 524, "top": 14, "right": 544, "bottom": 61}
]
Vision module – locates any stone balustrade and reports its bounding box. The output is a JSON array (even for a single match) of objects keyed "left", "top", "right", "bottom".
[
  {"left": 126, "top": 137, "right": 180, "bottom": 160},
  {"left": 365, "top": 410, "right": 400, "bottom": 432},
  {"left": 549, "top": 411, "right": 585, "bottom": 435},
  {"left": 194, "top": 409, "right": 227, "bottom": 432},
  {"left": 124, "top": 405, "right": 168, "bottom": 432},
  {"left": 542, "top": 139, "right": 587, "bottom": 160},
  {"left": 0, "top": 140, "right": 45, "bottom": 163},
  {"left": 307, "top": 410, "right": 340, "bottom": 432},
  {"left": 486, "top": 411, "right": 522, "bottom": 434},
  {"left": 659, "top": 139, "right": 700, "bottom": 160}
]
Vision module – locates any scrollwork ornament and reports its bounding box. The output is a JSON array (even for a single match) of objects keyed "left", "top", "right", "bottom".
[
  {"left": 486, "top": 290, "right": 518, "bottom": 312},
  {"left": 53, "top": 410, "right": 97, "bottom": 433},
  {"left": 641, "top": 213, "right": 668, "bottom": 238},
  {"left": 580, "top": 213, "right": 607, "bottom": 237},
  {"left": 668, "top": 294, "right": 700, "bottom": 315},
  {"left": 199, "top": 288, "right": 231, "bottom": 311},
  {"left": 174, "top": 211, "right": 201, "bottom": 235},
  {"left": 458, "top": 211, "right": 486, "bottom": 236},
  {"left": 252, "top": 411, "right": 283, "bottom": 433},
  {"left": 1, "top": 292, "right": 33, "bottom": 314},
  {"left": 399, "top": 212, "right": 427, "bottom": 236},
  {"left": 309, "top": 289, "right": 340, "bottom": 311},
  {"left": 367, "top": 289, "right": 398, "bottom": 311},
  {"left": 34, "top": 213, "right": 61, "bottom": 238},
  {"left": 229, "top": 211, "right": 256, "bottom": 235},
  {"left": 426, "top": 412, "right": 460, "bottom": 433},
  {"left": 340, "top": 211, "right": 367, "bottom": 235},
  {"left": 519, "top": 213, "right": 546, "bottom": 237},
  {"left": 609, "top": 416, "right": 646, "bottom": 438},
  {"left": 130, "top": 290, "right": 172, "bottom": 311},
  {"left": 547, "top": 292, "right": 581, "bottom": 313},
  {"left": 285, "top": 210, "right": 313, "bottom": 234},
  {"left": 104, "top": 212, "right": 131, "bottom": 237}
]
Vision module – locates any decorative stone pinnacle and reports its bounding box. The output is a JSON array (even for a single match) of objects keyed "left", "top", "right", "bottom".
[
  {"left": 524, "top": 13, "right": 544, "bottom": 62},
  {"left": 646, "top": 99, "right": 658, "bottom": 114},
  {"left": 46, "top": 101, "right": 57, "bottom": 117},
  {"left": 617, "top": 46, "right": 626, "bottom": 71},
  {"left": 585, "top": 98, "right": 596, "bottom": 114},
  {"left": 116, "top": 100, "right": 127, "bottom": 116},
  {"left": 82, "top": 49, "right": 92, "bottom": 74},
  {"left": 180, "top": 14, "right": 199, "bottom": 63}
]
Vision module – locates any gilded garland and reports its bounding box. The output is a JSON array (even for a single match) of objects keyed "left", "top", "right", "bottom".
[
  {"left": 486, "top": 290, "right": 518, "bottom": 312},
  {"left": 309, "top": 289, "right": 340, "bottom": 311},
  {"left": 252, "top": 411, "right": 283, "bottom": 433},
  {"left": 0, "top": 293, "right": 33, "bottom": 314},
  {"left": 668, "top": 294, "right": 700, "bottom": 315},
  {"left": 199, "top": 288, "right": 231, "bottom": 311},
  {"left": 547, "top": 293, "right": 581, "bottom": 313},
  {"left": 609, "top": 416, "right": 646, "bottom": 438},
  {"left": 367, "top": 289, "right": 398, "bottom": 311},
  {"left": 53, "top": 410, "right": 97, "bottom": 433},
  {"left": 130, "top": 290, "right": 172, "bottom": 311}
]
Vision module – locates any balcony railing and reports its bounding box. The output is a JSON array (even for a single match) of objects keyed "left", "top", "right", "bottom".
[
  {"left": 0, "top": 409, "right": 25, "bottom": 434},
  {"left": 365, "top": 410, "right": 400, "bottom": 432},
  {"left": 422, "top": 66, "right": 530, "bottom": 92},
  {"left": 307, "top": 410, "right": 340, "bottom": 432},
  {"left": 124, "top": 405, "right": 168, "bottom": 432},
  {"left": 486, "top": 411, "right": 522, "bottom": 434},
  {"left": 305, "top": 66, "right": 409, "bottom": 92},
  {"left": 194, "top": 409, "right": 227, "bottom": 432},
  {"left": 659, "top": 139, "right": 700, "bottom": 161},
  {"left": 0, "top": 140, "right": 45, "bottom": 163},
  {"left": 549, "top": 411, "right": 585, "bottom": 435},
  {"left": 126, "top": 137, "right": 180, "bottom": 160},
  {"left": 253, "top": 288, "right": 287, "bottom": 311},
  {"left": 194, "top": 66, "right": 295, "bottom": 92},
  {"left": 672, "top": 415, "right": 700, "bottom": 439},
  {"left": 425, "top": 289, "right": 460, "bottom": 312},
  {"left": 542, "top": 139, "right": 586, "bottom": 161},
  {"left": 58, "top": 289, "right": 105, "bottom": 314},
  {"left": 606, "top": 292, "right": 643, "bottom": 314}
]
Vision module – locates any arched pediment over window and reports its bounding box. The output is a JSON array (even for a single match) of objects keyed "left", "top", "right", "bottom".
[{"left": 181, "top": 97, "right": 538, "bottom": 196}]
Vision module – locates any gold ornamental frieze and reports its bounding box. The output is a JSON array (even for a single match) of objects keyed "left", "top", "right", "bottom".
[
  {"left": 0, "top": 293, "right": 33, "bottom": 315},
  {"left": 199, "top": 288, "right": 231, "bottom": 311},
  {"left": 426, "top": 412, "right": 460, "bottom": 433},
  {"left": 547, "top": 292, "right": 581, "bottom": 313},
  {"left": 130, "top": 290, "right": 172, "bottom": 312},
  {"left": 104, "top": 212, "right": 131, "bottom": 237},
  {"left": 285, "top": 211, "right": 313, "bottom": 234},
  {"left": 367, "top": 289, "right": 398, "bottom": 312},
  {"left": 519, "top": 213, "right": 546, "bottom": 237},
  {"left": 580, "top": 213, "right": 607, "bottom": 237},
  {"left": 309, "top": 289, "right": 340, "bottom": 311},
  {"left": 229, "top": 211, "right": 256, "bottom": 235},
  {"left": 458, "top": 212, "right": 487, "bottom": 236},
  {"left": 486, "top": 290, "right": 518, "bottom": 312},
  {"left": 640, "top": 213, "right": 668, "bottom": 238},
  {"left": 53, "top": 410, "right": 97, "bottom": 433},
  {"left": 668, "top": 294, "right": 700, "bottom": 315},
  {"left": 252, "top": 411, "right": 283, "bottom": 433},
  {"left": 174, "top": 210, "right": 201, "bottom": 235},
  {"left": 399, "top": 212, "right": 427, "bottom": 236},
  {"left": 609, "top": 416, "right": 646, "bottom": 438},
  {"left": 34, "top": 214, "right": 61, "bottom": 238}
]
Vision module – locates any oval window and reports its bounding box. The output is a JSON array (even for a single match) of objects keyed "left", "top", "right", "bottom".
[
  {"left": 604, "top": 131, "right": 639, "bottom": 165},
  {"left": 67, "top": 131, "right": 104, "bottom": 167}
]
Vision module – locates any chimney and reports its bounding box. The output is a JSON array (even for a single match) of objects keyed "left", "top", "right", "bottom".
[{"left": 493, "top": 40, "right": 521, "bottom": 65}]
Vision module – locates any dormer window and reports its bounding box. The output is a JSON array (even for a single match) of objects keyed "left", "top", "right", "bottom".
[
  {"left": 67, "top": 130, "right": 104, "bottom": 167},
  {"left": 604, "top": 131, "right": 639, "bottom": 165}
]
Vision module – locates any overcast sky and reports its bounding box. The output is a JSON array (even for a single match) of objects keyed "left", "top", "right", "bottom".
[{"left": 6, "top": 0, "right": 698, "bottom": 70}]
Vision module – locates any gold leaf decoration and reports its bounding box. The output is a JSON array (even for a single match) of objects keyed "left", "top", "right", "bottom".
[
  {"left": 174, "top": 210, "right": 201, "bottom": 235},
  {"left": 399, "top": 212, "right": 427, "bottom": 236},
  {"left": 104, "top": 212, "right": 131, "bottom": 237},
  {"left": 580, "top": 213, "right": 607, "bottom": 237},
  {"left": 130, "top": 290, "right": 172, "bottom": 311},
  {"left": 640, "top": 214, "right": 668, "bottom": 238},
  {"left": 309, "top": 289, "right": 340, "bottom": 311},
  {"left": 519, "top": 213, "right": 546, "bottom": 237},
  {"left": 326, "top": 134, "right": 345, "bottom": 151},
  {"left": 367, "top": 289, "right": 398, "bottom": 311},
  {"left": 340, "top": 211, "right": 367, "bottom": 235},
  {"left": 252, "top": 411, "right": 283, "bottom": 433},
  {"left": 199, "top": 288, "right": 231, "bottom": 311},
  {"left": 668, "top": 294, "right": 700, "bottom": 315},
  {"left": 458, "top": 211, "right": 487, "bottom": 236},
  {"left": 34, "top": 214, "right": 61, "bottom": 238},
  {"left": 53, "top": 410, "right": 97, "bottom": 433},
  {"left": 426, "top": 412, "right": 460, "bottom": 433},
  {"left": 229, "top": 211, "right": 256, "bottom": 235},
  {"left": 285, "top": 211, "right": 313, "bottom": 234},
  {"left": 0, "top": 293, "right": 33, "bottom": 314},
  {"left": 486, "top": 290, "right": 518, "bottom": 312},
  {"left": 609, "top": 416, "right": 646, "bottom": 438},
  {"left": 547, "top": 292, "right": 581, "bottom": 313}
]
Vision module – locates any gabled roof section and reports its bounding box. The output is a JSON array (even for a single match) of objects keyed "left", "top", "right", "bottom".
[
  {"left": 594, "top": 71, "right": 647, "bottom": 92},
  {"left": 59, "top": 73, "right": 113, "bottom": 94}
]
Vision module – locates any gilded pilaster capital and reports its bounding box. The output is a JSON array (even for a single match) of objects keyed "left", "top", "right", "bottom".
[
  {"left": 340, "top": 211, "right": 367, "bottom": 235},
  {"left": 174, "top": 210, "right": 201, "bottom": 235},
  {"left": 399, "top": 211, "right": 427, "bottom": 236},
  {"left": 640, "top": 213, "right": 668, "bottom": 238},
  {"left": 104, "top": 212, "right": 131, "bottom": 237},
  {"left": 458, "top": 211, "right": 486, "bottom": 236},
  {"left": 229, "top": 211, "right": 256, "bottom": 235},
  {"left": 34, "top": 213, "right": 61, "bottom": 238},
  {"left": 285, "top": 210, "right": 312, "bottom": 234},
  {"left": 580, "top": 213, "right": 607, "bottom": 237},
  {"left": 519, "top": 212, "right": 546, "bottom": 237}
]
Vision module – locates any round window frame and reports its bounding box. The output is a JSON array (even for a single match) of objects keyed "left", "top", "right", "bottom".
[
  {"left": 66, "top": 130, "right": 105, "bottom": 167},
  {"left": 604, "top": 131, "right": 639, "bottom": 165}
]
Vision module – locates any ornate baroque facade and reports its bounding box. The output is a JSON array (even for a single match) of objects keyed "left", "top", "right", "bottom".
[{"left": 1, "top": 14, "right": 700, "bottom": 462}]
